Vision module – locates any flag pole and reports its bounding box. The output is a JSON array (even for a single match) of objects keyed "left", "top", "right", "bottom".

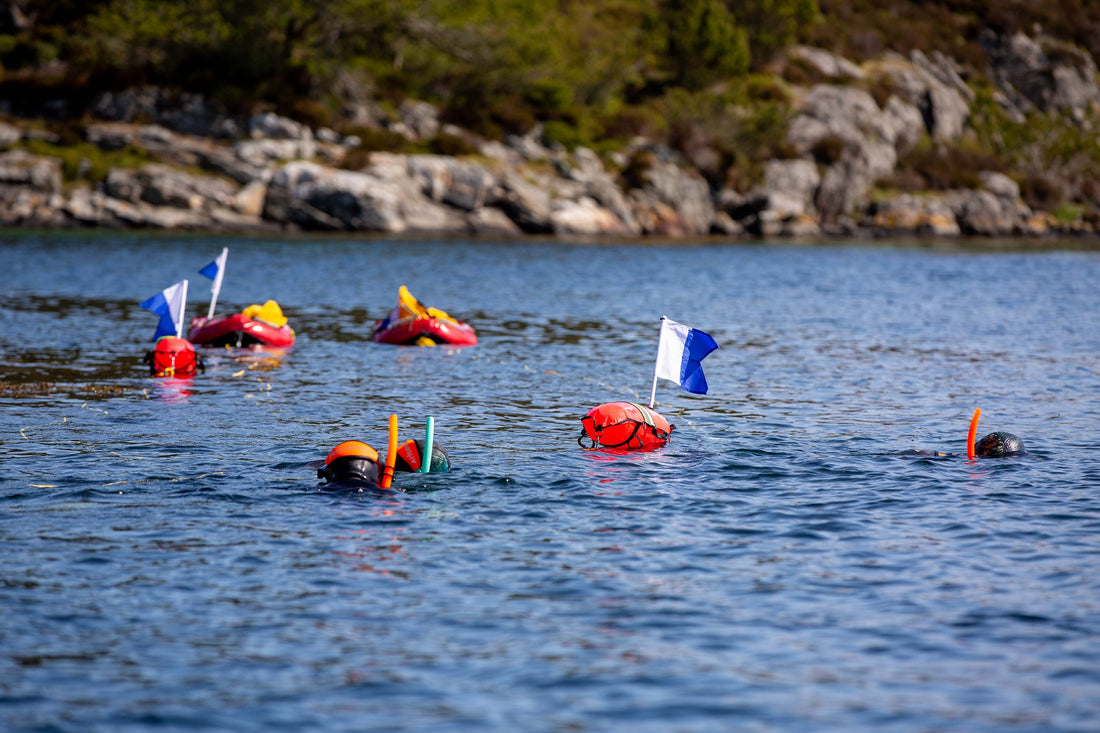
[
  {"left": 207, "top": 247, "right": 228, "bottom": 319},
  {"left": 177, "top": 279, "right": 189, "bottom": 338},
  {"left": 648, "top": 316, "right": 666, "bottom": 408}
]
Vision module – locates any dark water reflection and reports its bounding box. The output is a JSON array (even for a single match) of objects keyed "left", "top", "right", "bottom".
[{"left": 1, "top": 233, "right": 1099, "bottom": 732}]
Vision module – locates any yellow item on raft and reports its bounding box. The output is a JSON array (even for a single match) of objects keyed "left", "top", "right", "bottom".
[
  {"left": 395, "top": 285, "right": 453, "bottom": 322},
  {"left": 241, "top": 300, "right": 288, "bottom": 328}
]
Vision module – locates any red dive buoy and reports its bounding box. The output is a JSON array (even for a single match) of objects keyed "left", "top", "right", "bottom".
[
  {"left": 146, "top": 336, "right": 202, "bottom": 378},
  {"left": 579, "top": 402, "right": 673, "bottom": 451}
]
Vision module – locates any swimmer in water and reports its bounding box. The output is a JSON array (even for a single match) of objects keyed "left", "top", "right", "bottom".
[
  {"left": 901, "top": 409, "right": 1026, "bottom": 458},
  {"left": 901, "top": 433, "right": 1027, "bottom": 458},
  {"left": 317, "top": 437, "right": 451, "bottom": 491},
  {"left": 317, "top": 441, "right": 383, "bottom": 490},
  {"left": 972, "top": 431, "right": 1026, "bottom": 458}
]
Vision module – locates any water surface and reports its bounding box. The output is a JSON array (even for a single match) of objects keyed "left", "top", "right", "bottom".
[{"left": 2, "top": 233, "right": 1099, "bottom": 731}]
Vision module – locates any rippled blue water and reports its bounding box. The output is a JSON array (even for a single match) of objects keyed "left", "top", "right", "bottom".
[{"left": 2, "top": 232, "right": 1099, "bottom": 732}]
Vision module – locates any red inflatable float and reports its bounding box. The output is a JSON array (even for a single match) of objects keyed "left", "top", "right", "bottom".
[
  {"left": 188, "top": 300, "right": 295, "bottom": 349},
  {"left": 371, "top": 286, "right": 477, "bottom": 347},
  {"left": 144, "top": 336, "right": 203, "bottom": 378},
  {"left": 579, "top": 402, "right": 673, "bottom": 451}
]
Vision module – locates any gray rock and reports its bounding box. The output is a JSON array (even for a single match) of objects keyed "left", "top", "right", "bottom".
[
  {"left": 232, "top": 181, "right": 268, "bottom": 217},
  {"left": 633, "top": 160, "right": 714, "bottom": 235},
  {"left": 947, "top": 189, "right": 1018, "bottom": 236},
  {"left": 788, "top": 86, "right": 901, "bottom": 220},
  {"left": 788, "top": 45, "right": 865, "bottom": 80},
  {"left": 979, "top": 171, "right": 1021, "bottom": 202},
  {"left": 550, "top": 197, "right": 631, "bottom": 236},
  {"left": 266, "top": 161, "right": 407, "bottom": 232},
  {"left": 629, "top": 190, "right": 695, "bottom": 236},
  {"left": 92, "top": 88, "right": 161, "bottom": 123},
  {"left": 865, "top": 194, "right": 960, "bottom": 235},
  {"left": 506, "top": 124, "right": 552, "bottom": 162},
  {"left": 86, "top": 122, "right": 135, "bottom": 151},
  {"left": 199, "top": 145, "right": 273, "bottom": 185},
  {"left": 0, "top": 150, "right": 62, "bottom": 193},
  {"left": 983, "top": 31, "right": 1100, "bottom": 115},
  {"left": 103, "top": 168, "right": 142, "bottom": 202},
  {"left": 493, "top": 172, "right": 554, "bottom": 233},
  {"left": 63, "top": 187, "right": 106, "bottom": 225},
  {"left": 401, "top": 197, "right": 470, "bottom": 234},
  {"left": 234, "top": 138, "right": 317, "bottom": 168},
  {"left": 135, "top": 163, "right": 237, "bottom": 211},
  {"left": 881, "top": 96, "right": 925, "bottom": 153},
  {"left": 92, "top": 87, "right": 234, "bottom": 139},
  {"left": 0, "top": 121, "right": 22, "bottom": 146},
  {"left": 912, "top": 50, "right": 974, "bottom": 102},
  {"left": 762, "top": 158, "right": 821, "bottom": 216},
  {"left": 407, "top": 155, "right": 495, "bottom": 211},
  {"left": 866, "top": 55, "right": 969, "bottom": 141},
  {"left": 711, "top": 210, "right": 744, "bottom": 236},
  {"left": 468, "top": 207, "right": 523, "bottom": 236},
  {"left": 249, "top": 112, "right": 312, "bottom": 141},
  {"left": 398, "top": 100, "right": 441, "bottom": 140}
]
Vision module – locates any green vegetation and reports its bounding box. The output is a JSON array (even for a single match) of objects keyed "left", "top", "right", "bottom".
[
  {"left": 1, "top": 0, "right": 1099, "bottom": 213},
  {"left": 1, "top": 1, "right": 815, "bottom": 133},
  {"left": 22, "top": 138, "right": 150, "bottom": 183},
  {"left": 968, "top": 87, "right": 1100, "bottom": 210}
]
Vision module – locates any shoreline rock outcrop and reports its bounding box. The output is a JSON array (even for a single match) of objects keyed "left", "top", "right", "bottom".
[{"left": 1, "top": 31, "right": 1097, "bottom": 240}]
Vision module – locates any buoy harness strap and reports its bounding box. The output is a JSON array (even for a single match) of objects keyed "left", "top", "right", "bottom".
[{"left": 578, "top": 402, "right": 671, "bottom": 450}]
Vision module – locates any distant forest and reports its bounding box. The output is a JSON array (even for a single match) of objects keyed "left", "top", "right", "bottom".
[{"left": 3, "top": 0, "right": 1097, "bottom": 138}]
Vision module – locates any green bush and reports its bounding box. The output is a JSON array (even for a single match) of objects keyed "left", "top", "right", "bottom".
[
  {"left": 23, "top": 139, "right": 150, "bottom": 183},
  {"left": 891, "top": 143, "right": 1003, "bottom": 191}
]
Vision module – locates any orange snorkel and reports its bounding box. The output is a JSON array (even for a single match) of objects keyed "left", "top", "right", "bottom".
[
  {"left": 966, "top": 408, "right": 981, "bottom": 461},
  {"left": 381, "top": 413, "right": 398, "bottom": 488}
]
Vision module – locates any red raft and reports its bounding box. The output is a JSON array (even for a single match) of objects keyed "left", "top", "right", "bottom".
[
  {"left": 579, "top": 402, "right": 674, "bottom": 451},
  {"left": 188, "top": 300, "right": 295, "bottom": 349},
  {"left": 371, "top": 286, "right": 477, "bottom": 347}
]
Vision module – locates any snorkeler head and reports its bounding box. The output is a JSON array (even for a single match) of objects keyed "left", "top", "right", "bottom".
[
  {"left": 974, "top": 431, "right": 1026, "bottom": 458},
  {"left": 393, "top": 439, "right": 451, "bottom": 473},
  {"left": 319, "top": 441, "right": 381, "bottom": 485}
]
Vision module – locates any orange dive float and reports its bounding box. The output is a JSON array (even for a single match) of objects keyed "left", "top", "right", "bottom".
[
  {"left": 579, "top": 402, "right": 673, "bottom": 451},
  {"left": 144, "top": 335, "right": 203, "bottom": 378}
]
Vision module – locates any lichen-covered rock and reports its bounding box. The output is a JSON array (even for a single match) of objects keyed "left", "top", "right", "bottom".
[
  {"left": 492, "top": 172, "right": 554, "bottom": 233},
  {"left": 0, "top": 150, "right": 62, "bottom": 193},
  {"left": 864, "top": 194, "right": 960, "bottom": 236},
  {"left": 550, "top": 197, "right": 631, "bottom": 236},
  {"left": 266, "top": 161, "right": 408, "bottom": 231},
  {"left": 762, "top": 158, "right": 821, "bottom": 216},
  {"left": 0, "top": 121, "right": 23, "bottom": 146},
  {"left": 787, "top": 45, "right": 865, "bottom": 81},
  {"left": 249, "top": 112, "right": 312, "bottom": 141},
  {"left": 630, "top": 160, "right": 714, "bottom": 235},
  {"left": 407, "top": 155, "right": 494, "bottom": 211},
  {"left": 983, "top": 31, "right": 1100, "bottom": 116},
  {"left": 865, "top": 54, "right": 970, "bottom": 141}
]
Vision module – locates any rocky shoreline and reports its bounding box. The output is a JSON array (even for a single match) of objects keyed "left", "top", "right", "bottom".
[{"left": 2, "top": 34, "right": 1098, "bottom": 241}]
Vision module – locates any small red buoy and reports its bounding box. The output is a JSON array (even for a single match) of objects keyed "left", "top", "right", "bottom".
[
  {"left": 579, "top": 402, "right": 673, "bottom": 451},
  {"left": 145, "top": 336, "right": 201, "bottom": 378}
]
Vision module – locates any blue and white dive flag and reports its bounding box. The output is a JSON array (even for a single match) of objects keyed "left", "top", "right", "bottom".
[
  {"left": 140, "top": 280, "right": 188, "bottom": 342},
  {"left": 649, "top": 317, "right": 719, "bottom": 406},
  {"left": 198, "top": 247, "right": 228, "bottom": 318}
]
